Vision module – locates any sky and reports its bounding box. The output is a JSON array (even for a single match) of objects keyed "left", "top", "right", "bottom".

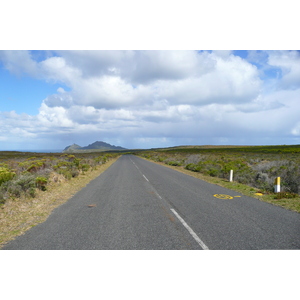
[
  {"left": 1, "top": 49, "right": 299, "bottom": 151},
  {"left": 0, "top": 1, "right": 299, "bottom": 151}
]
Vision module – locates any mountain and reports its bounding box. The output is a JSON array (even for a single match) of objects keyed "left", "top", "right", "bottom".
[
  {"left": 63, "top": 144, "right": 82, "bottom": 152},
  {"left": 63, "top": 141, "right": 126, "bottom": 152},
  {"left": 82, "top": 141, "right": 125, "bottom": 150}
]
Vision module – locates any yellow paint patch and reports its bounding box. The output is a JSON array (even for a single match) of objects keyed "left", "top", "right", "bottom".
[
  {"left": 255, "top": 193, "right": 263, "bottom": 196},
  {"left": 214, "top": 194, "right": 234, "bottom": 199}
]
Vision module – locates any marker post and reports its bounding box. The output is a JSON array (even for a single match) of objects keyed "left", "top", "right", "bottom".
[
  {"left": 229, "top": 170, "right": 233, "bottom": 182},
  {"left": 274, "top": 177, "right": 280, "bottom": 193}
]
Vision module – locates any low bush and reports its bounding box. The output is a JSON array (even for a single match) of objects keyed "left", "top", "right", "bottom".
[
  {"left": 14, "top": 173, "right": 36, "bottom": 192},
  {"left": 208, "top": 168, "right": 220, "bottom": 177},
  {"left": 166, "top": 161, "right": 182, "bottom": 166},
  {"left": 0, "top": 167, "right": 15, "bottom": 185},
  {"left": 0, "top": 151, "right": 117, "bottom": 205},
  {"left": 80, "top": 163, "right": 90, "bottom": 172},
  {"left": 58, "top": 169, "right": 72, "bottom": 180},
  {"left": 35, "top": 176, "right": 48, "bottom": 191},
  {"left": 185, "top": 163, "right": 203, "bottom": 172}
]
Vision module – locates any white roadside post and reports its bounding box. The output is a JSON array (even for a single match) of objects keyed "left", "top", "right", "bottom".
[
  {"left": 229, "top": 170, "right": 233, "bottom": 182},
  {"left": 274, "top": 177, "right": 280, "bottom": 193}
]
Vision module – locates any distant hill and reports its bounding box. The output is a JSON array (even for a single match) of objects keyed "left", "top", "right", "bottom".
[
  {"left": 63, "top": 141, "right": 126, "bottom": 153},
  {"left": 63, "top": 144, "right": 82, "bottom": 152}
]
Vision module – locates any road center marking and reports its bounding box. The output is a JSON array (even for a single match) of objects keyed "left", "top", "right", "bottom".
[
  {"left": 154, "top": 190, "right": 162, "bottom": 199},
  {"left": 130, "top": 158, "right": 140, "bottom": 170},
  {"left": 170, "top": 208, "right": 209, "bottom": 250},
  {"left": 143, "top": 174, "right": 149, "bottom": 182}
]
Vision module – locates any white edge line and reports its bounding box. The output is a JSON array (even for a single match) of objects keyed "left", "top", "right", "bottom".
[{"left": 170, "top": 208, "right": 209, "bottom": 250}]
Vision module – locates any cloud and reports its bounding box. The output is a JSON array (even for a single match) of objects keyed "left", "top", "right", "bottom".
[
  {"left": 154, "top": 53, "right": 261, "bottom": 106},
  {"left": 39, "top": 56, "right": 82, "bottom": 85},
  {"left": 56, "top": 50, "right": 126, "bottom": 78},
  {"left": 267, "top": 50, "right": 300, "bottom": 89},
  {"left": 1, "top": 50, "right": 300, "bottom": 149},
  {"left": 0, "top": 51, "right": 38, "bottom": 77},
  {"left": 71, "top": 75, "right": 148, "bottom": 109},
  {"left": 0, "top": 50, "right": 262, "bottom": 110},
  {"left": 121, "top": 50, "right": 213, "bottom": 84},
  {"left": 44, "top": 93, "right": 73, "bottom": 108}
]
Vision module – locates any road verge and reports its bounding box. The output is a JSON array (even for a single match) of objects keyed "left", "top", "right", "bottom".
[
  {"left": 0, "top": 156, "right": 120, "bottom": 248},
  {"left": 138, "top": 156, "right": 300, "bottom": 213}
]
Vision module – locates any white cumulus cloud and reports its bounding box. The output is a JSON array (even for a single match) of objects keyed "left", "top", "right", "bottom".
[{"left": 0, "top": 50, "right": 300, "bottom": 149}]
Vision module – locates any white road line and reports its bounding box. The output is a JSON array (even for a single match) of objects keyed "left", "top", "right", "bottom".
[
  {"left": 170, "top": 208, "right": 209, "bottom": 250},
  {"left": 143, "top": 174, "right": 149, "bottom": 182},
  {"left": 130, "top": 158, "right": 140, "bottom": 170},
  {"left": 130, "top": 158, "right": 150, "bottom": 184},
  {"left": 154, "top": 190, "right": 162, "bottom": 199}
]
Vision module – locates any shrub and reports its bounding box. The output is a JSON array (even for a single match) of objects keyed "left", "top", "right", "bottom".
[
  {"left": 254, "top": 172, "right": 274, "bottom": 191},
  {"left": 14, "top": 173, "right": 36, "bottom": 192},
  {"left": 58, "top": 169, "right": 72, "bottom": 180},
  {"left": 72, "top": 158, "right": 81, "bottom": 168},
  {"left": 185, "top": 163, "right": 203, "bottom": 172},
  {"left": 0, "top": 187, "right": 8, "bottom": 204},
  {"left": 68, "top": 155, "right": 76, "bottom": 161},
  {"left": 185, "top": 154, "right": 202, "bottom": 165},
  {"left": 157, "top": 156, "right": 167, "bottom": 162},
  {"left": 35, "top": 176, "right": 48, "bottom": 191},
  {"left": 94, "top": 155, "right": 107, "bottom": 164},
  {"left": 80, "top": 163, "right": 90, "bottom": 172},
  {"left": 208, "top": 168, "right": 220, "bottom": 177},
  {"left": 281, "top": 166, "right": 300, "bottom": 193},
  {"left": 18, "top": 159, "right": 46, "bottom": 173},
  {"left": 71, "top": 169, "right": 80, "bottom": 178},
  {"left": 0, "top": 167, "right": 15, "bottom": 185},
  {"left": 28, "top": 187, "right": 37, "bottom": 197},
  {"left": 1, "top": 173, "right": 37, "bottom": 198},
  {"left": 166, "top": 161, "right": 182, "bottom": 166}
]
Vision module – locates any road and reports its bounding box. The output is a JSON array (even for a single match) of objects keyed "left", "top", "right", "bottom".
[{"left": 2, "top": 155, "right": 300, "bottom": 250}]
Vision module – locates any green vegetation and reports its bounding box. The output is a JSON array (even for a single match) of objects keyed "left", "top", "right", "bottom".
[
  {"left": 0, "top": 167, "right": 15, "bottom": 185},
  {"left": 0, "top": 151, "right": 118, "bottom": 205},
  {"left": 135, "top": 144, "right": 300, "bottom": 213}
]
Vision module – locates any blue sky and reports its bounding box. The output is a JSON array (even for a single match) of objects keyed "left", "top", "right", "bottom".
[
  {"left": 0, "top": 50, "right": 300, "bottom": 151},
  {"left": 0, "top": 67, "right": 69, "bottom": 115}
]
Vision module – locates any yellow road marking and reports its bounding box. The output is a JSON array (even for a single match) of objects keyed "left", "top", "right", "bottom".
[{"left": 213, "top": 194, "right": 234, "bottom": 199}]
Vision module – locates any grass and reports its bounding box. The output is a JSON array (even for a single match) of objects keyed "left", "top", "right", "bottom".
[
  {"left": 139, "top": 156, "right": 300, "bottom": 214},
  {"left": 0, "top": 156, "right": 120, "bottom": 248}
]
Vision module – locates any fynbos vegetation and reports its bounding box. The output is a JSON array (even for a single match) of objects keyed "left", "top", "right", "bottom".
[
  {"left": 0, "top": 152, "right": 117, "bottom": 205},
  {"left": 136, "top": 145, "right": 300, "bottom": 197}
]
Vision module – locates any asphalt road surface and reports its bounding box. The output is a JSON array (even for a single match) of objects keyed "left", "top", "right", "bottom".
[{"left": 3, "top": 155, "right": 300, "bottom": 250}]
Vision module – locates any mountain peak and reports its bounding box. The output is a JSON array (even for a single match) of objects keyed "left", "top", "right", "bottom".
[{"left": 63, "top": 141, "right": 126, "bottom": 152}]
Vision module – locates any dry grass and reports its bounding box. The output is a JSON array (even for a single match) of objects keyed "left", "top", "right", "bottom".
[{"left": 0, "top": 156, "right": 120, "bottom": 248}]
